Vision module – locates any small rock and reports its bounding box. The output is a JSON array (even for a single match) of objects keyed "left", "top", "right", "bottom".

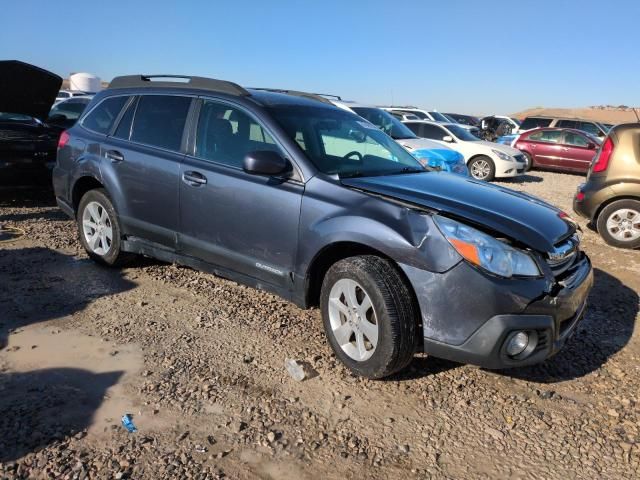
[
  {"left": 267, "top": 431, "right": 276, "bottom": 443},
  {"left": 399, "top": 444, "right": 410, "bottom": 454}
]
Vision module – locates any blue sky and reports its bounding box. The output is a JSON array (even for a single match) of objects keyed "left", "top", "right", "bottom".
[{"left": 2, "top": 0, "right": 638, "bottom": 115}]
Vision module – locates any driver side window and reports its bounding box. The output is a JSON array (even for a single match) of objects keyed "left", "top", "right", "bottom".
[{"left": 195, "top": 100, "right": 282, "bottom": 168}]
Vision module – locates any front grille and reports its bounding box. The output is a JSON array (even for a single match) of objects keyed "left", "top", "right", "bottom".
[{"left": 546, "top": 234, "right": 579, "bottom": 276}]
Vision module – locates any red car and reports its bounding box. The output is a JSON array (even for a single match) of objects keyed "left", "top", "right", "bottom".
[{"left": 515, "top": 127, "right": 600, "bottom": 173}]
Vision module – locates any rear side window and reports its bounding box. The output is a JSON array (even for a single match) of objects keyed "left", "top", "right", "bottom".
[
  {"left": 520, "top": 117, "right": 552, "bottom": 130},
  {"left": 131, "top": 95, "right": 192, "bottom": 152},
  {"left": 557, "top": 120, "right": 578, "bottom": 129},
  {"left": 82, "top": 96, "right": 129, "bottom": 134},
  {"left": 527, "top": 130, "right": 562, "bottom": 143},
  {"left": 578, "top": 121, "right": 601, "bottom": 136}
]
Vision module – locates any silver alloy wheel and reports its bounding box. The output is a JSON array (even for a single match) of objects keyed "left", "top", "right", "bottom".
[
  {"left": 606, "top": 208, "right": 640, "bottom": 242},
  {"left": 470, "top": 159, "right": 491, "bottom": 180},
  {"left": 328, "top": 278, "right": 378, "bottom": 362},
  {"left": 82, "top": 201, "right": 113, "bottom": 256}
]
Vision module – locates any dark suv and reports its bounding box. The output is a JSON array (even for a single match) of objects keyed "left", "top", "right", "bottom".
[{"left": 53, "top": 75, "right": 593, "bottom": 379}]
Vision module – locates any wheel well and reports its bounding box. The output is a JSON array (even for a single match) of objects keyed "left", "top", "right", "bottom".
[
  {"left": 72, "top": 177, "right": 104, "bottom": 212},
  {"left": 467, "top": 153, "right": 492, "bottom": 165},
  {"left": 593, "top": 195, "right": 640, "bottom": 225},
  {"left": 305, "top": 242, "right": 416, "bottom": 309}
]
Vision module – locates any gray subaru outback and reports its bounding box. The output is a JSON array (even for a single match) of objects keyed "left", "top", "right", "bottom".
[{"left": 53, "top": 75, "right": 593, "bottom": 379}]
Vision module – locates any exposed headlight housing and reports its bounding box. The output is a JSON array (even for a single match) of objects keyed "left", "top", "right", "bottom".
[
  {"left": 434, "top": 216, "right": 540, "bottom": 278},
  {"left": 492, "top": 149, "right": 512, "bottom": 161}
]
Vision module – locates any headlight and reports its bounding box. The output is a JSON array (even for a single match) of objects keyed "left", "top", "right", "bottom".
[
  {"left": 434, "top": 216, "right": 540, "bottom": 278},
  {"left": 492, "top": 149, "right": 512, "bottom": 161}
]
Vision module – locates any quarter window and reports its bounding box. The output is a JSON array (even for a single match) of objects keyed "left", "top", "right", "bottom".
[
  {"left": 130, "top": 95, "right": 192, "bottom": 152},
  {"left": 195, "top": 100, "right": 282, "bottom": 168},
  {"left": 82, "top": 96, "right": 129, "bottom": 135}
]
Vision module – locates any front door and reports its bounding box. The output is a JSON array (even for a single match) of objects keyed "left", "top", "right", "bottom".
[{"left": 178, "top": 99, "right": 303, "bottom": 289}]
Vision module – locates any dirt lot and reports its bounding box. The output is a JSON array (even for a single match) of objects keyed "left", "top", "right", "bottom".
[{"left": 1, "top": 171, "right": 639, "bottom": 479}]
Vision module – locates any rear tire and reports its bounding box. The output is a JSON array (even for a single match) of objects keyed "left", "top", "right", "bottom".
[
  {"left": 320, "top": 256, "right": 418, "bottom": 379},
  {"left": 77, "top": 189, "right": 131, "bottom": 266},
  {"left": 468, "top": 155, "right": 496, "bottom": 181},
  {"left": 596, "top": 199, "right": 640, "bottom": 249}
]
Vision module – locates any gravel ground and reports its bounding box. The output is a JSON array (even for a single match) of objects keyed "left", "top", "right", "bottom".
[{"left": 0, "top": 170, "right": 639, "bottom": 479}]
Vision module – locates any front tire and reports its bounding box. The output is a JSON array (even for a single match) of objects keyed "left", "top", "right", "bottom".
[
  {"left": 596, "top": 199, "right": 640, "bottom": 249},
  {"left": 468, "top": 155, "right": 496, "bottom": 181},
  {"left": 522, "top": 152, "right": 533, "bottom": 172},
  {"left": 320, "top": 256, "right": 418, "bottom": 379},
  {"left": 77, "top": 189, "right": 130, "bottom": 266}
]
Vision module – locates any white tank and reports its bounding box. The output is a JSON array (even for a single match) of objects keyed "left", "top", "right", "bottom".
[{"left": 69, "top": 72, "right": 102, "bottom": 93}]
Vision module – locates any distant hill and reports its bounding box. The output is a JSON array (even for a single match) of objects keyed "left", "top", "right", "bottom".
[{"left": 510, "top": 106, "right": 640, "bottom": 125}]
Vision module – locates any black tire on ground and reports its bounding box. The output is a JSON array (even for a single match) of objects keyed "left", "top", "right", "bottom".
[
  {"left": 77, "top": 188, "right": 131, "bottom": 266},
  {"left": 468, "top": 155, "right": 496, "bottom": 181},
  {"left": 596, "top": 199, "right": 640, "bottom": 249},
  {"left": 320, "top": 255, "right": 419, "bottom": 379},
  {"left": 523, "top": 152, "right": 533, "bottom": 172}
]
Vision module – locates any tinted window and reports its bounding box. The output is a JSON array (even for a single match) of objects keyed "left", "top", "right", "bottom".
[
  {"left": 520, "top": 117, "right": 552, "bottom": 130},
  {"left": 578, "top": 121, "right": 601, "bottom": 136},
  {"left": 83, "top": 96, "right": 129, "bottom": 134},
  {"left": 114, "top": 98, "right": 136, "bottom": 140},
  {"left": 131, "top": 95, "right": 191, "bottom": 151},
  {"left": 420, "top": 124, "right": 448, "bottom": 140},
  {"left": 428, "top": 111, "right": 449, "bottom": 122},
  {"left": 404, "top": 122, "right": 422, "bottom": 135},
  {"left": 50, "top": 99, "right": 90, "bottom": 121},
  {"left": 564, "top": 131, "right": 589, "bottom": 147},
  {"left": 195, "top": 100, "right": 281, "bottom": 168},
  {"left": 557, "top": 120, "right": 578, "bottom": 129},
  {"left": 527, "top": 130, "right": 562, "bottom": 143},
  {"left": 57, "top": 92, "right": 70, "bottom": 98}
]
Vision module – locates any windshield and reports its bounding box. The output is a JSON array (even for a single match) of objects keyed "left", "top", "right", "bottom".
[
  {"left": 350, "top": 107, "right": 417, "bottom": 140},
  {"left": 428, "top": 111, "right": 449, "bottom": 122},
  {"left": 447, "top": 124, "right": 479, "bottom": 141},
  {"left": 267, "top": 105, "right": 425, "bottom": 178}
]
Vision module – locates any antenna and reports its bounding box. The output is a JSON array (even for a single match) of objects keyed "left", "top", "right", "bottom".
[{"left": 633, "top": 108, "right": 640, "bottom": 122}]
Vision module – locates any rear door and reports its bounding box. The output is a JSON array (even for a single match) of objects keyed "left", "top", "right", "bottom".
[
  {"left": 178, "top": 98, "right": 303, "bottom": 289},
  {"left": 524, "top": 130, "right": 564, "bottom": 167},
  {"left": 101, "top": 94, "right": 192, "bottom": 248},
  {"left": 560, "top": 130, "right": 597, "bottom": 172}
]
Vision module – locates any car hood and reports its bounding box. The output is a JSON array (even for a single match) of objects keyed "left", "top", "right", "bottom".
[
  {"left": 395, "top": 137, "right": 452, "bottom": 151},
  {"left": 0, "top": 60, "right": 62, "bottom": 120},
  {"left": 341, "top": 172, "right": 574, "bottom": 252}
]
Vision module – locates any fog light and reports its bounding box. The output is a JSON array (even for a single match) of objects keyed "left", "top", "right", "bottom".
[{"left": 506, "top": 331, "right": 529, "bottom": 356}]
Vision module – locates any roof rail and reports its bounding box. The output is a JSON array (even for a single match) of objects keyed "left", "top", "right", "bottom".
[
  {"left": 251, "top": 88, "right": 337, "bottom": 105},
  {"left": 379, "top": 105, "right": 419, "bottom": 109},
  {"left": 108, "top": 75, "right": 250, "bottom": 96}
]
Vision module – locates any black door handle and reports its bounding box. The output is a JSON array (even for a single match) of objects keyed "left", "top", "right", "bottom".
[
  {"left": 105, "top": 150, "right": 124, "bottom": 163},
  {"left": 182, "top": 170, "right": 207, "bottom": 186}
]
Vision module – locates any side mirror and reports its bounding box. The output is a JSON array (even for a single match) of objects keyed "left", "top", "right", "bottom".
[
  {"left": 243, "top": 150, "right": 290, "bottom": 176},
  {"left": 587, "top": 142, "right": 597, "bottom": 150},
  {"left": 443, "top": 135, "right": 454, "bottom": 143}
]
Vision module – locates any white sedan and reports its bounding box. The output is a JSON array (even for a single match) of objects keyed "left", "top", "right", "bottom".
[{"left": 402, "top": 120, "right": 527, "bottom": 181}]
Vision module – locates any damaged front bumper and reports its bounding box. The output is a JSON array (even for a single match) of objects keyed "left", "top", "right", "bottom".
[{"left": 400, "top": 252, "right": 593, "bottom": 369}]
